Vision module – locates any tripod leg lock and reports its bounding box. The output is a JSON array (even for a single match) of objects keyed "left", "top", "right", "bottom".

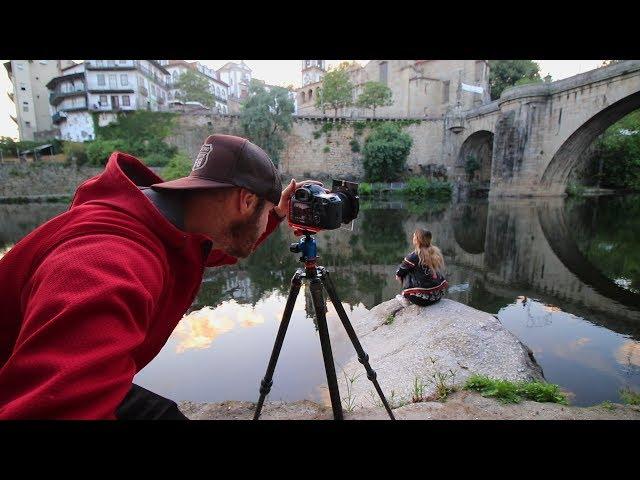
[
  {"left": 259, "top": 379, "right": 273, "bottom": 395},
  {"left": 357, "top": 355, "right": 378, "bottom": 381}
]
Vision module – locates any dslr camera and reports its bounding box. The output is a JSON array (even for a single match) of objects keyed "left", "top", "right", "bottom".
[{"left": 288, "top": 180, "right": 359, "bottom": 234}]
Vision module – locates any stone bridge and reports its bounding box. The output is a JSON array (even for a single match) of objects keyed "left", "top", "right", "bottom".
[
  {"left": 456, "top": 60, "right": 640, "bottom": 196},
  {"left": 169, "top": 60, "right": 640, "bottom": 197}
]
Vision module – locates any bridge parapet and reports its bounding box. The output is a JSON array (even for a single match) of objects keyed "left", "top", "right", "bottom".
[{"left": 499, "top": 60, "right": 640, "bottom": 104}]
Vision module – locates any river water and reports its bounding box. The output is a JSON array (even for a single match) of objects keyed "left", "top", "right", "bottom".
[{"left": 1, "top": 194, "right": 639, "bottom": 407}]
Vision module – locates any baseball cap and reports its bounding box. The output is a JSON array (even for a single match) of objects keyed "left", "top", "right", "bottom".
[{"left": 151, "top": 134, "right": 282, "bottom": 205}]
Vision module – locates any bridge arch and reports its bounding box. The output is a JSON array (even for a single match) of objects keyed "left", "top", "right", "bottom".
[
  {"left": 540, "top": 91, "right": 640, "bottom": 190},
  {"left": 456, "top": 130, "right": 494, "bottom": 185}
]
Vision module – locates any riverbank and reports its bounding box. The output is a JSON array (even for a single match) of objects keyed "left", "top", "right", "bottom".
[{"left": 178, "top": 390, "right": 640, "bottom": 420}]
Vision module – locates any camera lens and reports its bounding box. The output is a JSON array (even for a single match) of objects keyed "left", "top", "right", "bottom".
[{"left": 336, "top": 190, "right": 359, "bottom": 224}]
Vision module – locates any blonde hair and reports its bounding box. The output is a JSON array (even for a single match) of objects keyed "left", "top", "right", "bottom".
[{"left": 413, "top": 229, "right": 445, "bottom": 274}]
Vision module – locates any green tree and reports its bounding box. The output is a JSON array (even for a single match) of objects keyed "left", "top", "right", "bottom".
[
  {"left": 316, "top": 62, "right": 354, "bottom": 117},
  {"left": 465, "top": 154, "right": 481, "bottom": 182},
  {"left": 239, "top": 80, "right": 295, "bottom": 166},
  {"left": 489, "top": 60, "right": 541, "bottom": 100},
  {"left": 174, "top": 70, "right": 215, "bottom": 108},
  {"left": 592, "top": 110, "right": 640, "bottom": 189},
  {"left": 356, "top": 81, "right": 393, "bottom": 118},
  {"left": 362, "top": 122, "right": 413, "bottom": 182}
]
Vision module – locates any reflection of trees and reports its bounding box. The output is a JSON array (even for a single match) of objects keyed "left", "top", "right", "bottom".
[
  {"left": 452, "top": 202, "right": 488, "bottom": 254},
  {"left": 238, "top": 225, "right": 300, "bottom": 305},
  {"left": 568, "top": 195, "right": 640, "bottom": 293},
  {"left": 350, "top": 208, "right": 409, "bottom": 265}
]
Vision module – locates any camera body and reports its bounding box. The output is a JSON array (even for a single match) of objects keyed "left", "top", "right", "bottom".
[{"left": 288, "top": 180, "right": 359, "bottom": 234}]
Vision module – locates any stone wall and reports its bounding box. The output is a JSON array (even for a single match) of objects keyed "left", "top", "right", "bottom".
[
  {"left": 0, "top": 161, "right": 164, "bottom": 198},
  {"left": 0, "top": 162, "right": 103, "bottom": 197},
  {"left": 167, "top": 114, "right": 454, "bottom": 182}
]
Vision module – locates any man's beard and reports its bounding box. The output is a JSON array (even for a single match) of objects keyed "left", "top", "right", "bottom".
[{"left": 224, "top": 206, "right": 265, "bottom": 258}]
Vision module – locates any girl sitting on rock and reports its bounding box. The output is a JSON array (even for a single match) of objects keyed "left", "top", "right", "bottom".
[{"left": 395, "top": 228, "right": 448, "bottom": 307}]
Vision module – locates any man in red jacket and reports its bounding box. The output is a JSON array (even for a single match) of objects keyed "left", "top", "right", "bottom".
[{"left": 0, "top": 134, "right": 318, "bottom": 420}]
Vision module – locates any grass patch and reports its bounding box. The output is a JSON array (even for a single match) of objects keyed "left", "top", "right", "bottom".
[
  {"left": 620, "top": 387, "right": 640, "bottom": 405},
  {"left": 341, "top": 370, "right": 362, "bottom": 413},
  {"left": 599, "top": 401, "right": 616, "bottom": 411},
  {"left": 463, "top": 374, "right": 568, "bottom": 405},
  {"left": 412, "top": 376, "right": 427, "bottom": 403},
  {"left": 322, "top": 146, "right": 330, "bottom": 153}
]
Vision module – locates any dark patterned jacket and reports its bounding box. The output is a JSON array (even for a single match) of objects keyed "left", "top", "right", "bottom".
[{"left": 395, "top": 251, "right": 448, "bottom": 299}]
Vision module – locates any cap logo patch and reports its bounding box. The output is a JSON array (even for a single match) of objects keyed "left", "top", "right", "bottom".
[{"left": 193, "top": 143, "right": 213, "bottom": 171}]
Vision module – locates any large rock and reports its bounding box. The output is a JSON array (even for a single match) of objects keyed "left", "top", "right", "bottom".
[{"left": 336, "top": 298, "right": 544, "bottom": 410}]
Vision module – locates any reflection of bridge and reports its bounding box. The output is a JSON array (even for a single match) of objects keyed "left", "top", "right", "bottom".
[
  {"left": 444, "top": 199, "right": 640, "bottom": 334},
  {"left": 452, "top": 60, "right": 640, "bottom": 196}
]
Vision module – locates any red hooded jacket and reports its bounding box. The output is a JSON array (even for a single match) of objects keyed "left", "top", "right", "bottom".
[{"left": 0, "top": 152, "right": 283, "bottom": 419}]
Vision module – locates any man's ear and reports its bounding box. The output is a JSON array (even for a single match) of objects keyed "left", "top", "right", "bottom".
[{"left": 237, "top": 188, "right": 259, "bottom": 216}]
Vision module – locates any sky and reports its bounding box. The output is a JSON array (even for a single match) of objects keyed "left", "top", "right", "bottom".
[{"left": 0, "top": 60, "right": 605, "bottom": 140}]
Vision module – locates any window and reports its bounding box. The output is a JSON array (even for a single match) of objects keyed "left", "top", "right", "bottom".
[
  {"left": 39, "top": 60, "right": 48, "bottom": 64},
  {"left": 442, "top": 80, "right": 450, "bottom": 104},
  {"left": 25, "top": 121, "right": 31, "bottom": 127},
  {"left": 122, "top": 95, "right": 130, "bottom": 106},
  {"left": 17, "top": 63, "right": 23, "bottom": 70},
  {"left": 97, "top": 74, "right": 105, "bottom": 86},
  {"left": 108, "top": 74, "right": 117, "bottom": 88},
  {"left": 379, "top": 61, "right": 388, "bottom": 85},
  {"left": 107, "top": 60, "right": 115, "bottom": 66},
  {"left": 20, "top": 83, "right": 25, "bottom": 91},
  {"left": 96, "top": 60, "right": 104, "bottom": 67},
  {"left": 100, "top": 95, "right": 107, "bottom": 106},
  {"left": 120, "top": 74, "right": 128, "bottom": 86},
  {"left": 22, "top": 102, "right": 28, "bottom": 112}
]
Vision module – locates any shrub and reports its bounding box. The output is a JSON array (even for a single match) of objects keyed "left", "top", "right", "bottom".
[
  {"left": 62, "top": 141, "right": 89, "bottom": 166},
  {"left": 142, "top": 153, "right": 170, "bottom": 167},
  {"left": 358, "top": 182, "right": 373, "bottom": 196},
  {"left": 362, "top": 122, "right": 412, "bottom": 182},
  {"left": 323, "top": 146, "right": 330, "bottom": 153},
  {"left": 161, "top": 152, "right": 192, "bottom": 181},
  {"left": 86, "top": 139, "right": 129, "bottom": 166},
  {"left": 566, "top": 182, "right": 586, "bottom": 197},
  {"left": 402, "top": 177, "right": 452, "bottom": 199},
  {"left": 349, "top": 139, "right": 361, "bottom": 153}
]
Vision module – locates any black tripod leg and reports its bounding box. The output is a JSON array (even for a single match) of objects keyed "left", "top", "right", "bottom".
[
  {"left": 309, "top": 277, "right": 344, "bottom": 420},
  {"left": 320, "top": 268, "right": 396, "bottom": 420},
  {"left": 253, "top": 271, "right": 303, "bottom": 420}
]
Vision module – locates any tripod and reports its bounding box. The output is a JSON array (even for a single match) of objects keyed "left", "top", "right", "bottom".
[{"left": 253, "top": 233, "right": 395, "bottom": 420}]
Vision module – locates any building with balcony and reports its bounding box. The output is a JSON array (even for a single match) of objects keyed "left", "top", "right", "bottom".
[
  {"left": 4, "top": 60, "right": 75, "bottom": 140},
  {"left": 46, "top": 60, "right": 171, "bottom": 142},
  {"left": 163, "top": 60, "right": 229, "bottom": 113}
]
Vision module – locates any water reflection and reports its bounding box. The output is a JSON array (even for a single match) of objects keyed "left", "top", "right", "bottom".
[{"left": 3, "top": 194, "right": 640, "bottom": 406}]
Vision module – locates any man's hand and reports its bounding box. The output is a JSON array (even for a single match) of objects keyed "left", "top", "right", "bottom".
[
  {"left": 273, "top": 179, "right": 327, "bottom": 219},
  {"left": 395, "top": 275, "right": 402, "bottom": 283}
]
